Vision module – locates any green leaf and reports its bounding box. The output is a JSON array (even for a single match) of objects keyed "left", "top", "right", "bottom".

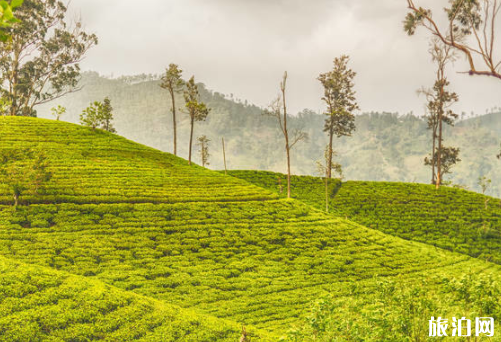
[{"left": 10, "top": 0, "right": 22, "bottom": 9}]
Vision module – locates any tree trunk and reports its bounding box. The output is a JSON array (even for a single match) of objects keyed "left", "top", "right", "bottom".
[
  {"left": 436, "top": 115, "right": 442, "bottom": 189},
  {"left": 222, "top": 137, "right": 227, "bottom": 175},
  {"left": 10, "top": 47, "right": 20, "bottom": 116},
  {"left": 431, "top": 125, "right": 437, "bottom": 184},
  {"left": 13, "top": 193, "right": 18, "bottom": 208},
  {"left": 282, "top": 74, "right": 291, "bottom": 199},
  {"left": 327, "top": 124, "right": 334, "bottom": 179},
  {"left": 325, "top": 177, "right": 329, "bottom": 213},
  {"left": 188, "top": 115, "right": 194, "bottom": 165},
  {"left": 170, "top": 89, "right": 177, "bottom": 156}
]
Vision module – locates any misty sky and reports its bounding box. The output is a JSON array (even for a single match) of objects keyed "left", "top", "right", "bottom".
[{"left": 70, "top": 0, "right": 501, "bottom": 116}]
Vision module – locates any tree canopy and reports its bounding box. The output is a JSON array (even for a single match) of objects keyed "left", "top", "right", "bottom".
[{"left": 0, "top": 0, "right": 97, "bottom": 116}]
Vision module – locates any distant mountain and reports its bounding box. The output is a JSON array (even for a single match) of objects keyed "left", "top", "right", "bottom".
[{"left": 37, "top": 72, "right": 501, "bottom": 196}]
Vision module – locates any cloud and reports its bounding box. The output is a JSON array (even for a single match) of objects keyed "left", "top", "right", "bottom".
[{"left": 69, "top": 0, "right": 501, "bottom": 116}]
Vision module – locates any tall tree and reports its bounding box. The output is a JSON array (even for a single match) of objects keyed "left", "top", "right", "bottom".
[
  {"left": 265, "top": 71, "right": 308, "bottom": 199},
  {"left": 0, "top": 0, "right": 97, "bottom": 117},
  {"left": 405, "top": 0, "right": 501, "bottom": 80},
  {"left": 318, "top": 56, "right": 358, "bottom": 179},
  {"left": 420, "top": 40, "right": 460, "bottom": 188},
  {"left": 184, "top": 76, "right": 210, "bottom": 165},
  {"left": 197, "top": 135, "right": 210, "bottom": 167},
  {"left": 160, "top": 64, "right": 184, "bottom": 156}
]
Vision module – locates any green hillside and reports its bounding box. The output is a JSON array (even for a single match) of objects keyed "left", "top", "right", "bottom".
[
  {"left": 0, "top": 255, "right": 272, "bottom": 341},
  {"left": 0, "top": 117, "right": 276, "bottom": 204},
  {"left": 227, "top": 170, "right": 501, "bottom": 264},
  {"left": 1, "top": 117, "right": 501, "bottom": 340},
  {"left": 36, "top": 72, "right": 501, "bottom": 197}
]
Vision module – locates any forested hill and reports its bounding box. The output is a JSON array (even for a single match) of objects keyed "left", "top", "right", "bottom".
[{"left": 37, "top": 72, "right": 501, "bottom": 196}]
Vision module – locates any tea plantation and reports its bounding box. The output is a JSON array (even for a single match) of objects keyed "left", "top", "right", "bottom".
[
  {"left": 0, "top": 117, "right": 276, "bottom": 205},
  {"left": 0, "top": 256, "right": 273, "bottom": 341},
  {"left": 228, "top": 170, "right": 501, "bottom": 264},
  {"left": 1, "top": 117, "right": 501, "bottom": 340}
]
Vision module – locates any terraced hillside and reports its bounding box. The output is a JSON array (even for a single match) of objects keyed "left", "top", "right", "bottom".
[
  {"left": 0, "top": 256, "right": 272, "bottom": 341},
  {"left": 1, "top": 117, "right": 501, "bottom": 340},
  {"left": 228, "top": 170, "right": 501, "bottom": 264},
  {"left": 0, "top": 117, "right": 275, "bottom": 204}
]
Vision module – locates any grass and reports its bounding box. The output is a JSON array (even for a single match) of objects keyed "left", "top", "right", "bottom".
[{"left": 1, "top": 117, "right": 501, "bottom": 340}]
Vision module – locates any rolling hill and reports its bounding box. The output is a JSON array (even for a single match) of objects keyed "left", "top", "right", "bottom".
[
  {"left": 35, "top": 72, "right": 501, "bottom": 197},
  {"left": 227, "top": 170, "right": 501, "bottom": 264},
  {"left": 1, "top": 117, "right": 501, "bottom": 340}
]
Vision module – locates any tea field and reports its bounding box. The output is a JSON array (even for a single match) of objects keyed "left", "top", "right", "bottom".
[
  {"left": 1, "top": 117, "right": 501, "bottom": 340},
  {"left": 228, "top": 171, "right": 501, "bottom": 264},
  {"left": 0, "top": 117, "right": 277, "bottom": 205},
  {"left": 0, "top": 255, "right": 273, "bottom": 341}
]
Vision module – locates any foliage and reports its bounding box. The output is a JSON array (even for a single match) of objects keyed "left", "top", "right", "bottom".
[
  {"left": 160, "top": 63, "right": 184, "bottom": 156},
  {"left": 50, "top": 104, "right": 66, "bottom": 121},
  {"left": 79, "top": 97, "right": 115, "bottom": 132},
  {"left": 424, "top": 146, "right": 461, "bottom": 179},
  {"left": 282, "top": 273, "right": 501, "bottom": 341},
  {"left": 0, "top": 147, "right": 51, "bottom": 206},
  {"left": 318, "top": 55, "right": 358, "bottom": 178},
  {"left": 0, "top": 0, "right": 97, "bottom": 116},
  {"left": 316, "top": 145, "right": 343, "bottom": 179},
  {"left": 0, "top": 0, "right": 22, "bottom": 42},
  {"left": 197, "top": 135, "right": 210, "bottom": 167},
  {"left": 405, "top": 0, "right": 501, "bottom": 80},
  {"left": 420, "top": 40, "right": 460, "bottom": 187},
  {"left": 184, "top": 76, "right": 210, "bottom": 165}
]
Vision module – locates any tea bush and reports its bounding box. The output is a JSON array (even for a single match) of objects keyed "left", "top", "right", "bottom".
[{"left": 229, "top": 171, "right": 501, "bottom": 264}]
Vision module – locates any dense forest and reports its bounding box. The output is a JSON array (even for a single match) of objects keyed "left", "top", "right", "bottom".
[{"left": 37, "top": 72, "right": 501, "bottom": 196}]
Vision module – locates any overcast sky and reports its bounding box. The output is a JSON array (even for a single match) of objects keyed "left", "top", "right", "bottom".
[{"left": 70, "top": 0, "right": 501, "bottom": 116}]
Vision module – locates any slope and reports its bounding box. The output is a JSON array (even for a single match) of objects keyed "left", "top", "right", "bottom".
[
  {"left": 0, "top": 116, "right": 276, "bottom": 204},
  {"left": 227, "top": 170, "right": 501, "bottom": 264},
  {"left": 1, "top": 117, "right": 501, "bottom": 338},
  {"left": 0, "top": 255, "right": 273, "bottom": 341}
]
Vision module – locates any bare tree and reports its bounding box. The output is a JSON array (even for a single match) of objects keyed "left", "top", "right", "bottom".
[
  {"left": 405, "top": 0, "right": 501, "bottom": 80},
  {"left": 265, "top": 71, "right": 308, "bottom": 199}
]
